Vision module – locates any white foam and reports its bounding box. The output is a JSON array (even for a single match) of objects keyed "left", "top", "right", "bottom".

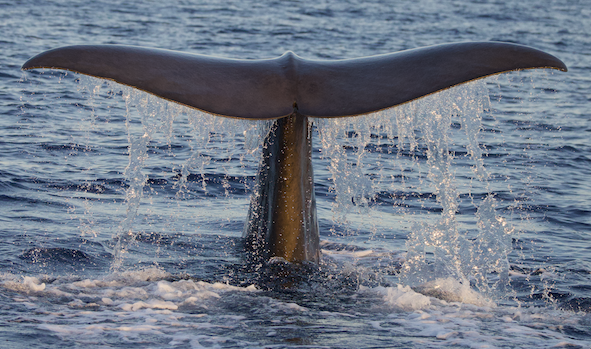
[
  {"left": 120, "top": 299, "right": 179, "bottom": 311},
  {"left": 22, "top": 276, "right": 46, "bottom": 292},
  {"left": 413, "top": 277, "right": 495, "bottom": 307},
  {"left": 2, "top": 269, "right": 588, "bottom": 348},
  {"left": 282, "top": 302, "right": 308, "bottom": 312},
  {"left": 322, "top": 248, "right": 383, "bottom": 259},
  {"left": 1, "top": 275, "right": 46, "bottom": 293},
  {"left": 376, "top": 299, "right": 588, "bottom": 348},
  {"left": 0, "top": 269, "right": 264, "bottom": 346},
  {"left": 362, "top": 284, "right": 431, "bottom": 311}
]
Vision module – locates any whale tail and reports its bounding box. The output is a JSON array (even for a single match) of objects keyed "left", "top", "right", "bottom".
[
  {"left": 22, "top": 42, "right": 566, "bottom": 120},
  {"left": 22, "top": 42, "right": 567, "bottom": 263},
  {"left": 243, "top": 112, "right": 320, "bottom": 263}
]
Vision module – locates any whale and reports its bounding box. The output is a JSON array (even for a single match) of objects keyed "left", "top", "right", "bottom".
[{"left": 22, "top": 42, "right": 566, "bottom": 264}]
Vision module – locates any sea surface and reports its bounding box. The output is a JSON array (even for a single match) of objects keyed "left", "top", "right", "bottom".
[{"left": 1, "top": 0, "right": 590, "bottom": 348}]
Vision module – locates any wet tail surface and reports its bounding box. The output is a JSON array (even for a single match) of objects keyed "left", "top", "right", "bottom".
[{"left": 243, "top": 113, "right": 320, "bottom": 263}]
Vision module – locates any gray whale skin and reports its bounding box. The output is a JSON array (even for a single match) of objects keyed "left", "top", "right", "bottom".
[{"left": 22, "top": 42, "right": 566, "bottom": 264}]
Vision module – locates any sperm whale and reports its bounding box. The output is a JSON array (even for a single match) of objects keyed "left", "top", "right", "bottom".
[{"left": 22, "top": 42, "right": 566, "bottom": 263}]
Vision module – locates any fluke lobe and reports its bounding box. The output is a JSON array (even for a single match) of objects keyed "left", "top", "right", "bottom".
[{"left": 22, "top": 42, "right": 567, "bottom": 263}]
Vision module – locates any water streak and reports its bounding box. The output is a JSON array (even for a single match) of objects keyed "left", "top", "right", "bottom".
[
  {"left": 76, "top": 77, "right": 270, "bottom": 269},
  {"left": 315, "top": 80, "right": 512, "bottom": 297}
]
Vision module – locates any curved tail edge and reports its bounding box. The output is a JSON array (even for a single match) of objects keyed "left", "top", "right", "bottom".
[{"left": 22, "top": 42, "right": 567, "bottom": 120}]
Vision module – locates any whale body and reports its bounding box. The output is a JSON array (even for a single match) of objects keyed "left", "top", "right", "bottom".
[{"left": 22, "top": 42, "right": 566, "bottom": 263}]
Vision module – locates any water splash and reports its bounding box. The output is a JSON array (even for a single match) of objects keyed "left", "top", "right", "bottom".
[
  {"left": 315, "top": 80, "right": 512, "bottom": 298},
  {"left": 79, "top": 75, "right": 514, "bottom": 300}
]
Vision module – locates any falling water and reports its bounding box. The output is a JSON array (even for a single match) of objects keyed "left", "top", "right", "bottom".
[
  {"left": 76, "top": 76, "right": 272, "bottom": 270},
  {"left": 3, "top": 0, "right": 588, "bottom": 346},
  {"left": 77, "top": 74, "right": 518, "bottom": 303},
  {"left": 314, "top": 80, "right": 512, "bottom": 302}
]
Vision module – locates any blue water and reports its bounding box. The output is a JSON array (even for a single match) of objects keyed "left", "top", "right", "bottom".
[{"left": 1, "top": 0, "right": 590, "bottom": 348}]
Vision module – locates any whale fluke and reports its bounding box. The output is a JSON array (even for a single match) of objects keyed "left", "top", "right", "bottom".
[
  {"left": 22, "top": 42, "right": 566, "bottom": 120},
  {"left": 22, "top": 42, "right": 567, "bottom": 264}
]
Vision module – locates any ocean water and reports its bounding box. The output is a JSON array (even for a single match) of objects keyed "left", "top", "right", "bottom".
[{"left": 1, "top": 0, "right": 590, "bottom": 348}]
